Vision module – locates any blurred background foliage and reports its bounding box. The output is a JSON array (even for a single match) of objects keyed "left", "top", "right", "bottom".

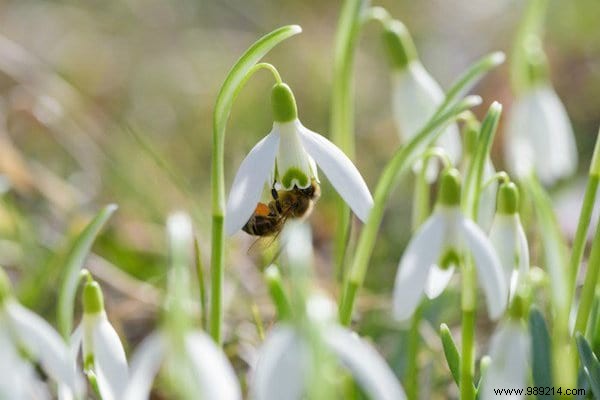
[{"left": 0, "top": 0, "right": 599, "bottom": 397}]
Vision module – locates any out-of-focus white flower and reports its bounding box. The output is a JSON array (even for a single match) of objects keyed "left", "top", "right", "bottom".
[
  {"left": 393, "top": 169, "right": 508, "bottom": 321},
  {"left": 71, "top": 279, "right": 128, "bottom": 400},
  {"left": 489, "top": 182, "right": 530, "bottom": 299},
  {"left": 505, "top": 43, "right": 577, "bottom": 185},
  {"left": 480, "top": 321, "right": 529, "bottom": 400},
  {"left": 225, "top": 83, "right": 373, "bottom": 235},
  {"left": 0, "top": 269, "right": 82, "bottom": 400},
  {"left": 124, "top": 330, "right": 241, "bottom": 400},
  {"left": 251, "top": 295, "right": 406, "bottom": 400},
  {"left": 383, "top": 20, "right": 461, "bottom": 171}
]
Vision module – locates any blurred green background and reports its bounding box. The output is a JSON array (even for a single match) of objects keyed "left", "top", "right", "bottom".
[{"left": 0, "top": 0, "right": 599, "bottom": 397}]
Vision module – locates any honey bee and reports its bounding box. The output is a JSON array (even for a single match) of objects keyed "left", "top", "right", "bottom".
[{"left": 242, "top": 179, "right": 321, "bottom": 236}]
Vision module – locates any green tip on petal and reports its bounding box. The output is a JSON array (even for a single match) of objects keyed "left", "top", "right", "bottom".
[
  {"left": 440, "top": 249, "right": 461, "bottom": 270},
  {"left": 83, "top": 280, "right": 105, "bottom": 315},
  {"left": 0, "top": 268, "right": 11, "bottom": 305},
  {"left": 382, "top": 19, "right": 417, "bottom": 70},
  {"left": 281, "top": 167, "right": 309, "bottom": 189},
  {"left": 508, "top": 293, "right": 528, "bottom": 321},
  {"left": 497, "top": 182, "right": 519, "bottom": 214},
  {"left": 271, "top": 83, "right": 298, "bottom": 122},
  {"left": 438, "top": 169, "right": 462, "bottom": 206}
]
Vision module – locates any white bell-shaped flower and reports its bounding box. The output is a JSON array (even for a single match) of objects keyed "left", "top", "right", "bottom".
[
  {"left": 393, "top": 169, "right": 508, "bottom": 321},
  {"left": 504, "top": 45, "right": 577, "bottom": 185},
  {"left": 383, "top": 20, "right": 461, "bottom": 169},
  {"left": 480, "top": 320, "right": 529, "bottom": 400},
  {"left": 124, "top": 330, "right": 241, "bottom": 400},
  {"left": 251, "top": 295, "right": 406, "bottom": 400},
  {"left": 0, "top": 269, "right": 82, "bottom": 400},
  {"left": 225, "top": 83, "right": 373, "bottom": 235},
  {"left": 489, "top": 182, "right": 530, "bottom": 300},
  {"left": 71, "top": 279, "right": 128, "bottom": 400}
]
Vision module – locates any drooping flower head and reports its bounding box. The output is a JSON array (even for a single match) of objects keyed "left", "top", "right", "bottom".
[
  {"left": 225, "top": 82, "right": 373, "bottom": 235},
  {"left": 504, "top": 39, "right": 577, "bottom": 185},
  {"left": 393, "top": 169, "right": 508, "bottom": 321},
  {"left": 71, "top": 276, "right": 128, "bottom": 400},
  {"left": 0, "top": 268, "right": 83, "bottom": 400},
  {"left": 489, "top": 182, "right": 530, "bottom": 300},
  {"left": 383, "top": 20, "right": 461, "bottom": 168}
]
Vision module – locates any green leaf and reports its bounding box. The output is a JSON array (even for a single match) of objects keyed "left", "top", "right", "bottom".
[
  {"left": 57, "top": 204, "right": 118, "bottom": 338},
  {"left": 576, "top": 333, "right": 600, "bottom": 398},
  {"left": 529, "top": 308, "right": 554, "bottom": 397},
  {"left": 440, "top": 323, "right": 461, "bottom": 386}
]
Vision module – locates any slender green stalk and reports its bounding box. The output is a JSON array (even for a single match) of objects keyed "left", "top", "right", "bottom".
[
  {"left": 406, "top": 305, "right": 422, "bottom": 400},
  {"left": 331, "top": 0, "right": 365, "bottom": 282},
  {"left": 574, "top": 216, "right": 600, "bottom": 335},
  {"left": 210, "top": 25, "right": 301, "bottom": 343},
  {"left": 459, "top": 103, "right": 502, "bottom": 400},
  {"left": 339, "top": 96, "right": 481, "bottom": 324},
  {"left": 265, "top": 264, "right": 292, "bottom": 320},
  {"left": 193, "top": 237, "right": 208, "bottom": 330}
]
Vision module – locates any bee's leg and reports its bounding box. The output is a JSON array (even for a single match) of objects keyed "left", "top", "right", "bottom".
[{"left": 271, "top": 181, "right": 278, "bottom": 200}]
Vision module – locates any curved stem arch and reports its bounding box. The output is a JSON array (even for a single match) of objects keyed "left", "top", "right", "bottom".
[{"left": 210, "top": 25, "right": 302, "bottom": 344}]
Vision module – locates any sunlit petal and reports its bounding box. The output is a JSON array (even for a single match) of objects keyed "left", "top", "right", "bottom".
[
  {"left": 251, "top": 325, "right": 308, "bottom": 400},
  {"left": 489, "top": 214, "right": 518, "bottom": 294},
  {"left": 124, "top": 332, "right": 166, "bottom": 400},
  {"left": 298, "top": 124, "right": 373, "bottom": 222},
  {"left": 323, "top": 326, "right": 406, "bottom": 400},
  {"left": 481, "top": 322, "right": 529, "bottom": 400},
  {"left": 6, "top": 301, "right": 80, "bottom": 392},
  {"left": 225, "top": 129, "right": 280, "bottom": 235},
  {"left": 93, "top": 316, "right": 129, "bottom": 400},
  {"left": 460, "top": 219, "right": 508, "bottom": 319},
  {"left": 186, "top": 331, "right": 241, "bottom": 400},
  {"left": 424, "top": 264, "right": 455, "bottom": 299},
  {"left": 393, "top": 212, "right": 446, "bottom": 321}
]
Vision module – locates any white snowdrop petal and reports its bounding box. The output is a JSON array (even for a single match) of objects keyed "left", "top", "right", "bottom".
[
  {"left": 391, "top": 63, "right": 461, "bottom": 162},
  {"left": 124, "top": 332, "right": 166, "bottom": 400},
  {"left": 185, "top": 331, "right": 241, "bottom": 400},
  {"left": 489, "top": 214, "right": 518, "bottom": 295},
  {"left": 70, "top": 323, "right": 83, "bottom": 360},
  {"left": 481, "top": 322, "right": 529, "bottom": 400},
  {"left": 251, "top": 326, "right": 308, "bottom": 400},
  {"left": 504, "top": 96, "right": 536, "bottom": 181},
  {"left": 460, "top": 219, "right": 508, "bottom": 319},
  {"left": 515, "top": 219, "right": 530, "bottom": 291},
  {"left": 93, "top": 317, "right": 129, "bottom": 400},
  {"left": 298, "top": 125, "right": 373, "bottom": 222},
  {"left": 276, "top": 120, "right": 315, "bottom": 189},
  {"left": 424, "top": 265, "right": 455, "bottom": 299},
  {"left": 323, "top": 326, "right": 406, "bottom": 400},
  {"left": 6, "top": 301, "right": 79, "bottom": 391},
  {"left": 393, "top": 212, "right": 446, "bottom": 321},
  {"left": 225, "top": 130, "right": 280, "bottom": 235}
]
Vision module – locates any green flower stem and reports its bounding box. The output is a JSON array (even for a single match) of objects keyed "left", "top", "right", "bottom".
[
  {"left": 338, "top": 51, "right": 503, "bottom": 324},
  {"left": 193, "top": 237, "right": 208, "bottom": 330},
  {"left": 338, "top": 96, "right": 481, "bottom": 324},
  {"left": 331, "top": 0, "right": 365, "bottom": 283},
  {"left": 210, "top": 25, "right": 301, "bottom": 344},
  {"left": 525, "top": 175, "right": 575, "bottom": 391},
  {"left": 574, "top": 215, "right": 600, "bottom": 336},
  {"left": 265, "top": 265, "right": 292, "bottom": 321},
  {"left": 459, "top": 103, "right": 502, "bottom": 400}
]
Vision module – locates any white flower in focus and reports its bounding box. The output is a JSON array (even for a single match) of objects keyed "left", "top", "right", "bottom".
[
  {"left": 0, "top": 270, "right": 82, "bottom": 400},
  {"left": 251, "top": 296, "right": 406, "bottom": 400},
  {"left": 225, "top": 83, "right": 373, "bottom": 235},
  {"left": 393, "top": 169, "right": 508, "bottom": 321},
  {"left": 384, "top": 21, "right": 461, "bottom": 170},
  {"left": 489, "top": 182, "right": 530, "bottom": 300},
  {"left": 124, "top": 330, "right": 241, "bottom": 400},
  {"left": 481, "top": 321, "right": 529, "bottom": 400},
  {"left": 505, "top": 45, "right": 577, "bottom": 185},
  {"left": 71, "top": 279, "right": 128, "bottom": 400}
]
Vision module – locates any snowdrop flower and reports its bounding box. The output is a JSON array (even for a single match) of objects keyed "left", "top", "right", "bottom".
[
  {"left": 124, "top": 212, "right": 241, "bottom": 400},
  {"left": 0, "top": 268, "right": 82, "bottom": 399},
  {"left": 489, "top": 182, "right": 530, "bottom": 299},
  {"left": 225, "top": 82, "right": 373, "bottom": 235},
  {"left": 480, "top": 320, "right": 529, "bottom": 400},
  {"left": 251, "top": 295, "right": 406, "bottom": 400},
  {"left": 393, "top": 169, "right": 508, "bottom": 321},
  {"left": 71, "top": 277, "right": 128, "bottom": 400},
  {"left": 383, "top": 20, "right": 461, "bottom": 169},
  {"left": 504, "top": 43, "right": 577, "bottom": 185}
]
